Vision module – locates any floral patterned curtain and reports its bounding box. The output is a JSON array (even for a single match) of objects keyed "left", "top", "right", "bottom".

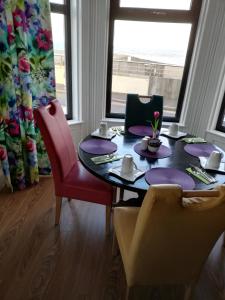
[{"left": 0, "top": 0, "right": 55, "bottom": 190}]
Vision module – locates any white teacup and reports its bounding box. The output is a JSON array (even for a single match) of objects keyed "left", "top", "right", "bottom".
[
  {"left": 169, "top": 123, "right": 179, "bottom": 136},
  {"left": 206, "top": 151, "right": 223, "bottom": 169},
  {"left": 99, "top": 122, "right": 108, "bottom": 136},
  {"left": 121, "top": 154, "right": 136, "bottom": 174},
  {"left": 141, "top": 137, "right": 149, "bottom": 151}
]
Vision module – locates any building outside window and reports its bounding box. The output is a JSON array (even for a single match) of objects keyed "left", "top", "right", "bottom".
[
  {"left": 50, "top": 0, "right": 72, "bottom": 119},
  {"left": 216, "top": 93, "right": 225, "bottom": 132},
  {"left": 106, "top": 0, "right": 202, "bottom": 121}
]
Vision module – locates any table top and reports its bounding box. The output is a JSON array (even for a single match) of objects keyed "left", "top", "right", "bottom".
[{"left": 78, "top": 132, "right": 225, "bottom": 193}]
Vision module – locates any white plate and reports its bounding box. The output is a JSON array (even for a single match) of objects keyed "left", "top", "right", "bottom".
[
  {"left": 199, "top": 157, "right": 225, "bottom": 173},
  {"left": 160, "top": 128, "right": 187, "bottom": 139},
  {"left": 108, "top": 166, "right": 145, "bottom": 182},
  {"left": 91, "top": 129, "right": 116, "bottom": 140}
]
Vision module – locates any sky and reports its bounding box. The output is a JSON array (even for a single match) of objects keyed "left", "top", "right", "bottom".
[
  {"left": 114, "top": 21, "right": 191, "bottom": 66},
  {"left": 120, "top": 0, "right": 191, "bottom": 10},
  {"left": 51, "top": 0, "right": 192, "bottom": 66}
]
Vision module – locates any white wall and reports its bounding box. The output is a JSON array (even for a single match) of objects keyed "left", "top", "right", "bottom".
[{"left": 71, "top": 0, "right": 225, "bottom": 150}]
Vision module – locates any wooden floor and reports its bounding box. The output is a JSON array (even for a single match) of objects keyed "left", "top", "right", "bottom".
[{"left": 0, "top": 177, "right": 225, "bottom": 300}]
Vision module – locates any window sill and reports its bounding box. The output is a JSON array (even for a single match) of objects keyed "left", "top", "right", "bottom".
[
  {"left": 205, "top": 129, "right": 225, "bottom": 138},
  {"left": 102, "top": 118, "right": 185, "bottom": 129},
  {"left": 68, "top": 120, "right": 84, "bottom": 125}
]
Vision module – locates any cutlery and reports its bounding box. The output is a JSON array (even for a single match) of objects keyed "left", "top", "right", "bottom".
[
  {"left": 111, "top": 127, "right": 124, "bottom": 136},
  {"left": 186, "top": 167, "right": 211, "bottom": 185},
  {"left": 182, "top": 137, "right": 206, "bottom": 143},
  {"left": 189, "top": 166, "right": 214, "bottom": 183},
  {"left": 189, "top": 164, "right": 216, "bottom": 183},
  {"left": 91, "top": 154, "right": 123, "bottom": 164},
  {"left": 116, "top": 128, "right": 121, "bottom": 136}
]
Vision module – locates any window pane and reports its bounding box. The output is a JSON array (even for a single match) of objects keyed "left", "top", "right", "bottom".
[
  {"left": 51, "top": 13, "right": 67, "bottom": 114},
  {"left": 120, "top": 0, "right": 191, "bottom": 10},
  {"left": 111, "top": 21, "right": 191, "bottom": 117},
  {"left": 50, "top": 0, "right": 64, "bottom": 4}
]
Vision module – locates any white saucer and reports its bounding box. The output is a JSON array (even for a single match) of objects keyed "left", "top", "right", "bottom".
[
  {"left": 199, "top": 157, "right": 225, "bottom": 173},
  {"left": 160, "top": 128, "right": 187, "bottom": 139},
  {"left": 91, "top": 128, "right": 116, "bottom": 140},
  {"left": 108, "top": 166, "right": 145, "bottom": 182}
]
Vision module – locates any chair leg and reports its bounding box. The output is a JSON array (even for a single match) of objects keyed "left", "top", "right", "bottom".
[
  {"left": 184, "top": 284, "right": 194, "bottom": 300},
  {"left": 55, "top": 196, "right": 62, "bottom": 225},
  {"left": 112, "top": 232, "right": 119, "bottom": 256},
  {"left": 112, "top": 186, "right": 118, "bottom": 205},
  {"left": 126, "top": 286, "right": 131, "bottom": 300},
  {"left": 105, "top": 205, "right": 111, "bottom": 236},
  {"left": 119, "top": 188, "right": 124, "bottom": 200}
]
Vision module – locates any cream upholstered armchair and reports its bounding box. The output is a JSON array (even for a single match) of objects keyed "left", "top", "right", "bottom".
[{"left": 113, "top": 184, "right": 225, "bottom": 299}]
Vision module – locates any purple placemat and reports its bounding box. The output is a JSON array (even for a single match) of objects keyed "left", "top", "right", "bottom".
[
  {"left": 145, "top": 168, "right": 195, "bottom": 190},
  {"left": 134, "top": 143, "right": 172, "bottom": 159},
  {"left": 128, "top": 125, "right": 156, "bottom": 137},
  {"left": 80, "top": 139, "right": 117, "bottom": 155},
  {"left": 184, "top": 144, "right": 216, "bottom": 157}
]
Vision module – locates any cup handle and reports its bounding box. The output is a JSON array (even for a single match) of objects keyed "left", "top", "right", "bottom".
[{"left": 132, "top": 161, "right": 138, "bottom": 170}]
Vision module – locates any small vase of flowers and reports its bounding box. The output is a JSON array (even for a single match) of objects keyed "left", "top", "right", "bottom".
[{"left": 148, "top": 111, "right": 162, "bottom": 153}]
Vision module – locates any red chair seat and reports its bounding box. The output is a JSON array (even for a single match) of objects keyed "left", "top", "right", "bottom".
[{"left": 58, "top": 161, "right": 113, "bottom": 205}]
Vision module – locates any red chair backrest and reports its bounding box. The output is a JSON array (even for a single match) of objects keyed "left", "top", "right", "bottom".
[{"left": 34, "top": 100, "right": 77, "bottom": 182}]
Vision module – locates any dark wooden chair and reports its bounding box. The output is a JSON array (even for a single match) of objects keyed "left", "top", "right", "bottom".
[
  {"left": 120, "top": 94, "right": 163, "bottom": 201},
  {"left": 124, "top": 94, "right": 163, "bottom": 132}
]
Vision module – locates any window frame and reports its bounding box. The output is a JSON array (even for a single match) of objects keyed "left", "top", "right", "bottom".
[
  {"left": 216, "top": 93, "right": 225, "bottom": 133},
  {"left": 106, "top": 0, "right": 202, "bottom": 121},
  {"left": 50, "top": 0, "right": 73, "bottom": 120}
]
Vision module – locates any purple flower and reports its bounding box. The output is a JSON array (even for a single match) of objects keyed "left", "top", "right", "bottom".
[
  {"left": 8, "top": 97, "right": 16, "bottom": 108},
  {"left": 27, "top": 152, "right": 37, "bottom": 167},
  {"left": 25, "top": 2, "right": 33, "bottom": 18},
  {"left": 39, "top": 96, "right": 49, "bottom": 106},
  {"left": 0, "top": 1, "right": 4, "bottom": 13}
]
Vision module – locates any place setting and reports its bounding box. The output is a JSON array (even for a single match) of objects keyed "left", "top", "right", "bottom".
[
  {"left": 133, "top": 135, "right": 172, "bottom": 159},
  {"left": 127, "top": 125, "right": 158, "bottom": 137},
  {"left": 110, "top": 126, "right": 125, "bottom": 136},
  {"left": 108, "top": 154, "right": 145, "bottom": 182},
  {"left": 199, "top": 150, "right": 225, "bottom": 174},
  {"left": 186, "top": 164, "right": 216, "bottom": 185},
  {"left": 160, "top": 123, "right": 187, "bottom": 139},
  {"left": 79, "top": 138, "right": 118, "bottom": 155},
  {"left": 145, "top": 167, "right": 196, "bottom": 190},
  {"left": 91, "top": 153, "right": 123, "bottom": 165},
  {"left": 184, "top": 143, "right": 218, "bottom": 158},
  {"left": 91, "top": 121, "right": 116, "bottom": 140}
]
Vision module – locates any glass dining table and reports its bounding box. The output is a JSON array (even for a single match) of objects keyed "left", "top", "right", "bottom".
[{"left": 78, "top": 129, "right": 225, "bottom": 193}]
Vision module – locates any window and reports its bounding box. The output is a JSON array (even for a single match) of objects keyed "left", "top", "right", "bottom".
[
  {"left": 216, "top": 93, "right": 225, "bottom": 132},
  {"left": 50, "top": 0, "right": 72, "bottom": 119},
  {"left": 120, "top": 0, "right": 192, "bottom": 10},
  {"left": 106, "top": 0, "right": 202, "bottom": 121}
]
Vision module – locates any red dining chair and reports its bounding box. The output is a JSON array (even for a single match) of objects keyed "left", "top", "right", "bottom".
[{"left": 34, "top": 100, "right": 115, "bottom": 235}]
